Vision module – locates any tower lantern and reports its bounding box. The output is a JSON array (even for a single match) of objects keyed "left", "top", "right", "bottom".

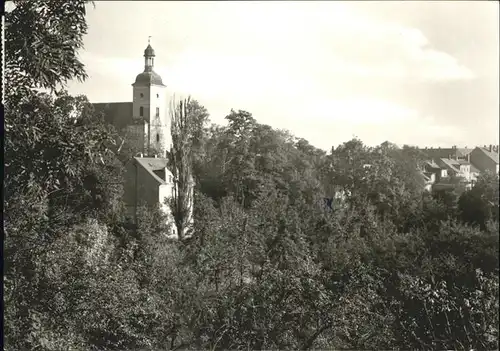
[{"left": 144, "top": 36, "right": 155, "bottom": 72}]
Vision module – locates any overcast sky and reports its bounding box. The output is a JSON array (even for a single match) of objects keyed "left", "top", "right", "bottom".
[{"left": 65, "top": 1, "right": 499, "bottom": 150}]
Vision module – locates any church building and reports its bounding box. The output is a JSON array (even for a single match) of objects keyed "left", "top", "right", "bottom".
[{"left": 93, "top": 42, "right": 193, "bottom": 238}]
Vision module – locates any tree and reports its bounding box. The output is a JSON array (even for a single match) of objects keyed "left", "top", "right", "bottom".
[
  {"left": 168, "top": 97, "right": 195, "bottom": 239},
  {"left": 5, "top": 0, "right": 91, "bottom": 97},
  {"left": 459, "top": 171, "right": 500, "bottom": 230},
  {"left": 4, "top": 2, "right": 132, "bottom": 349}
]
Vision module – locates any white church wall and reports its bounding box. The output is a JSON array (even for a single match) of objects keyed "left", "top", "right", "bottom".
[{"left": 149, "top": 84, "right": 170, "bottom": 154}]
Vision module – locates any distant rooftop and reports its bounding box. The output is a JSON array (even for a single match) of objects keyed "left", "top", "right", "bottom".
[
  {"left": 438, "top": 158, "right": 461, "bottom": 173},
  {"left": 421, "top": 147, "right": 473, "bottom": 159},
  {"left": 476, "top": 147, "right": 499, "bottom": 164},
  {"left": 424, "top": 160, "right": 440, "bottom": 169}
]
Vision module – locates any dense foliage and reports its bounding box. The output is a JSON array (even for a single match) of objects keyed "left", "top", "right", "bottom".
[{"left": 4, "top": 1, "right": 499, "bottom": 350}]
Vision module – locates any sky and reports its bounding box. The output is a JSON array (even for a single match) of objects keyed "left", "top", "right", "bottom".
[{"left": 64, "top": 1, "right": 499, "bottom": 150}]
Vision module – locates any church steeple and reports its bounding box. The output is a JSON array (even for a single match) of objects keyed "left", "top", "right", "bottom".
[
  {"left": 132, "top": 38, "right": 170, "bottom": 156},
  {"left": 144, "top": 36, "right": 155, "bottom": 72}
]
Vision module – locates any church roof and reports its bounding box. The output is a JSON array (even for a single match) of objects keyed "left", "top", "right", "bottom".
[
  {"left": 133, "top": 71, "right": 165, "bottom": 86},
  {"left": 92, "top": 102, "right": 133, "bottom": 130}
]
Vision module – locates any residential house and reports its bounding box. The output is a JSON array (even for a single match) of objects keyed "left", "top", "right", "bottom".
[
  {"left": 423, "top": 160, "right": 447, "bottom": 181},
  {"left": 421, "top": 146, "right": 473, "bottom": 162},
  {"left": 469, "top": 146, "right": 499, "bottom": 174},
  {"left": 435, "top": 157, "right": 473, "bottom": 189},
  {"left": 418, "top": 160, "right": 440, "bottom": 192},
  {"left": 124, "top": 156, "right": 194, "bottom": 238},
  {"left": 469, "top": 163, "right": 481, "bottom": 185}
]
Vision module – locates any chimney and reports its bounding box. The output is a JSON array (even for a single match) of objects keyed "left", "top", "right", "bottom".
[
  {"left": 489, "top": 144, "right": 493, "bottom": 152},
  {"left": 154, "top": 154, "right": 158, "bottom": 158},
  {"left": 139, "top": 153, "right": 143, "bottom": 158},
  {"left": 467, "top": 153, "right": 470, "bottom": 163}
]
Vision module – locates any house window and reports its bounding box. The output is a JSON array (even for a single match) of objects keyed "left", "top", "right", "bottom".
[
  {"left": 139, "top": 106, "right": 144, "bottom": 117},
  {"left": 156, "top": 134, "right": 160, "bottom": 143},
  {"left": 156, "top": 107, "right": 160, "bottom": 117}
]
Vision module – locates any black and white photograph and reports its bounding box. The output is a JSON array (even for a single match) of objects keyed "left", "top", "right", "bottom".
[{"left": 4, "top": 1, "right": 499, "bottom": 350}]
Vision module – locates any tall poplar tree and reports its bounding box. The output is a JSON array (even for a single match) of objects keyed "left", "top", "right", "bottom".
[{"left": 167, "top": 97, "right": 194, "bottom": 239}]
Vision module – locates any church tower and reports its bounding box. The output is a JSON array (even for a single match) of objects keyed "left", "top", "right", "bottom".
[{"left": 132, "top": 40, "right": 171, "bottom": 155}]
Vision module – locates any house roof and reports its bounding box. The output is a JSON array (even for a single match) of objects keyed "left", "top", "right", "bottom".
[
  {"left": 424, "top": 160, "right": 441, "bottom": 169},
  {"left": 92, "top": 102, "right": 133, "bottom": 130},
  {"left": 438, "top": 158, "right": 461, "bottom": 173},
  {"left": 457, "top": 159, "right": 470, "bottom": 165},
  {"left": 422, "top": 147, "right": 473, "bottom": 159},
  {"left": 476, "top": 147, "right": 499, "bottom": 164},
  {"left": 134, "top": 157, "right": 171, "bottom": 185},
  {"left": 456, "top": 148, "right": 473, "bottom": 157}
]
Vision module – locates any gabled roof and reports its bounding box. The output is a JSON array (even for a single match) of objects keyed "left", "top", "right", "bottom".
[
  {"left": 93, "top": 102, "right": 133, "bottom": 130},
  {"left": 424, "top": 160, "right": 441, "bottom": 169},
  {"left": 438, "top": 158, "right": 461, "bottom": 173},
  {"left": 474, "top": 147, "right": 499, "bottom": 164},
  {"left": 134, "top": 157, "right": 171, "bottom": 185}
]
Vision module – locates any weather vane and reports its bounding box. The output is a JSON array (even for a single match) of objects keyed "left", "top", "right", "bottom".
[{"left": 148, "top": 36, "right": 152, "bottom": 45}]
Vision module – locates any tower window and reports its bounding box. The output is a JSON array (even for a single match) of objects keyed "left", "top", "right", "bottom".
[
  {"left": 156, "top": 134, "right": 160, "bottom": 143},
  {"left": 156, "top": 94, "right": 159, "bottom": 98},
  {"left": 139, "top": 106, "right": 144, "bottom": 117},
  {"left": 156, "top": 107, "right": 160, "bottom": 117},
  {"left": 140, "top": 93, "right": 144, "bottom": 98}
]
